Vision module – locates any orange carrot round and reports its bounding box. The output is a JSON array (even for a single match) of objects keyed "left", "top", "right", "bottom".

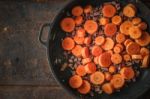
[
  {"left": 104, "top": 72, "right": 112, "bottom": 81},
  {"left": 109, "top": 65, "right": 117, "bottom": 74},
  {"left": 102, "top": 4, "right": 116, "bottom": 18},
  {"left": 75, "top": 16, "right": 83, "bottom": 25},
  {"left": 77, "top": 28, "right": 86, "bottom": 37},
  {"left": 84, "top": 5, "right": 92, "bottom": 14},
  {"left": 85, "top": 62, "right": 96, "bottom": 74},
  {"left": 61, "top": 18, "right": 75, "bottom": 32},
  {"left": 84, "top": 36, "right": 92, "bottom": 45},
  {"left": 74, "top": 36, "right": 84, "bottom": 45},
  {"left": 102, "top": 38, "right": 114, "bottom": 50},
  {"left": 72, "top": 45, "right": 82, "bottom": 57},
  {"left": 132, "top": 17, "right": 141, "bottom": 25},
  {"left": 76, "top": 65, "right": 86, "bottom": 76},
  {"left": 140, "top": 47, "right": 150, "bottom": 57},
  {"left": 126, "top": 42, "right": 140, "bottom": 55},
  {"left": 112, "top": 15, "right": 122, "bottom": 25},
  {"left": 77, "top": 80, "right": 91, "bottom": 94},
  {"left": 91, "top": 46, "right": 103, "bottom": 56},
  {"left": 123, "top": 54, "right": 131, "bottom": 62},
  {"left": 120, "top": 67, "right": 135, "bottom": 80},
  {"left": 69, "top": 75, "right": 83, "bottom": 88},
  {"left": 102, "top": 83, "right": 114, "bottom": 94},
  {"left": 81, "top": 47, "right": 90, "bottom": 58},
  {"left": 138, "top": 22, "right": 147, "bottom": 30},
  {"left": 99, "top": 17, "right": 109, "bottom": 25},
  {"left": 72, "top": 6, "right": 83, "bottom": 16},
  {"left": 95, "top": 36, "right": 105, "bottom": 45},
  {"left": 104, "top": 23, "right": 117, "bottom": 37},
  {"left": 62, "top": 37, "right": 75, "bottom": 50},
  {"left": 82, "top": 58, "right": 91, "bottom": 65},
  {"left": 116, "top": 33, "right": 126, "bottom": 43},
  {"left": 111, "top": 54, "right": 122, "bottom": 64}
]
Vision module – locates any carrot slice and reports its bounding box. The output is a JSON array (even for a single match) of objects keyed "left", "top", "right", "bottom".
[
  {"left": 141, "top": 55, "right": 150, "bottom": 68},
  {"left": 123, "top": 4, "right": 136, "bottom": 17},
  {"left": 112, "top": 15, "right": 122, "bottom": 25},
  {"left": 135, "top": 32, "right": 150, "bottom": 46},
  {"left": 113, "top": 46, "right": 121, "bottom": 54},
  {"left": 77, "top": 80, "right": 91, "bottom": 94},
  {"left": 102, "top": 83, "right": 114, "bottom": 94},
  {"left": 77, "top": 28, "right": 86, "bottom": 37},
  {"left": 104, "top": 23, "right": 117, "bottom": 37},
  {"left": 132, "top": 17, "right": 141, "bottom": 25},
  {"left": 111, "top": 54, "right": 122, "bottom": 64},
  {"left": 102, "top": 4, "right": 116, "bottom": 18},
  {"left": 109, "top": 65, "right": 117, "bottom": 74},
  {"left": 84, "top": 5, "right": 92, "bottom": 14},
  {"left": 120, "top": 67, "right": 135, "bottom": 80},
  {"left": 129, "top": 26, "right": 142, "bottom": 39},
  {"left": 72, "top": 6, "right": 83, "bottom": 16},
  {"left": 110, "top": 74, "right": 125, "bottom": 89},
  {"left": 69, "top": 75, "right": 83, "bottom": 88},
  {"left": 76, "top": 65, "right": 86, "bottom": 76},
  {"left": 98, "top": 52, "right": 112, "bottom": 68},
  {"left": 95, "top": 36, "right": 105, "bottom": 45},
  {"left": 62, "top": 37, "right": 75, "bottom": 50},
  {"left": 74, "top": 36, "right": 84, "bottom": 45},
  {"left": 138, "top": 22, "right": 147, "bottom": 30},
  {"left": 99, "top": 17, "right": 109, "bottom": 25},
  {"left": 102, "top": 38, "right": 114, "bottom": 50},
  {"left": 91, "top": 46, "right": 103, "bottom": 57},
  {"left": 72, "top": 45, "right": 82, "bottom": 57},
  {"left": 123, "top": 54, "right": 131, "bottom": 62},
  {"left": 126, "top": 42, "right": 140, "bottom": 55},
  {"left": 104, "top": 72, "right": 112, "bottom": 81},
  {"left": 85, "top": 62, "right": 96, "bottom": 74},
  {"left": 82, "top": 58, "right": 91, "bottom": 65},
  {"left": 132, "top": 55, "right": 142, "bottom": 60},
  {"left": 140, "top": 47, "right": 150, "bottom": 57},
  {"left": 61, "top": 18, "right": 75, "bottom": 32},
  {"left": 116, "top": 44, "right": 124, "bottom": 51},
  {"left": 116, "top": 33, "right": 126, "bottom": 43},
  {"left": 94, "top": 56, "right": 99, "bottom": 64},
  {"left": 120, "top": 21, "right": 133, "bottom": 35},
  {"left": 124, "top": 39, "right": 133, "bottom": 47},
  {"left": 84, "top": 20, "right": 98, "bottom": 35},
  {"left": 81, "top": 47, "right": 90, "bottom": 58},
  {"left": 75, "top": 16, "right": 83, "bottom": 25},
  {"left": 84, "top": 36, "right": 92, "bottom": 45},
  {"left": 107, "top": 50, "right": 113, "bottom": 56},
  {"left": 90, "top": 71, "right": 105, "bottom": 85}
]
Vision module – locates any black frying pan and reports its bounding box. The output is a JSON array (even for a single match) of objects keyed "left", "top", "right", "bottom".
[{"left": 39, "top": 0, "right": 150, "bottom": 99}]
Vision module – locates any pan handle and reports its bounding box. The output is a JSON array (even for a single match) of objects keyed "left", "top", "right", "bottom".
[{"left": 39, "top": 23, "right": 51, "bottom": 46}]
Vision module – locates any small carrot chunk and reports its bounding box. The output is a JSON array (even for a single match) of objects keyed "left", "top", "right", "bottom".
[
  {"left": 120, "top": 67, "right": 135, "bottom": 80},
  {"left": 72, "top": 6, "right": 83, "bottom": 16},
  {"left": 62, "top": 37, "right": 75, "bottom": 50},
  {"left": 104, "top": 23, "right": 117, "bottom": 37},
  {"left": 129, "top": 26, "right": 142, "bottom": 39},
  {"left": 76, "top": 65, "right": 86, "bottom": 76},
  {"left": 109, "top": 65, "right": 117, "bottom": 74},
  {"left": 140, "top": 47, "right": 150, "bottom": 57},
  {"left": 132, "top": 17, "right": 141, "bottom": 25},
  {"left": 91, "top": 46, "right": 103, "bottom": 57},
  {"left": 75, "top": 16, "right": 83, "bottom": 25},
  {"left": 116, "top": 33, "right": 126, "bottom": 43},
  {"left": 72, "top": 45, "right": 82, "bottom": 57},
  {"left": 61, "top": 18, "right": 75, "bottom": 32},
  {"left": 95, "top": 36, "right": 105, "bottom": 45},
  {"left": 82, "top": 58, "right": 91, "bottom": 65},
  {"left": 138, "top": 22, "right": 147, "bottom": 30},
  {"left": 112, "top": 15, "right": 122, "bottom": 25},
  {"left": 102, "top": 4, "right": 116, "bottom": 18},
  {"left": 123, "top": 54, "right": 131, "bottom": 62},
  {"left": 102, "top": 38, "right": 114, "bottom": 50},
  {"left": 84, "top": 36, "right": 92, "bottom": 45},
  {"left": 102, "top": 83, "right": 114, "bottom": 94},
  {"left": 84, "top": 5, "right": 92, "bottom": 14},
  {"left": 77, "top": 80, "right": 91, "bottom": 94},
  {"left": 81, "top": 47, "right": 90, "bottom": 58},
  {"left": 111, "top": 54, "right": 122, "bottom": 64},
  {"left": 104, "top": 72, "right": 112, "bottom": 81},
  {"left": 74, "top": 36, "right": 84, "bottom": 45},
  {"left": 76, "top": 28, "right": 85, "bottom": 37},
  {"left": 69, "top": 75, "right": 83, "bottom": 88},
  {"left": 85, "top": 62, "right": 96, "bottom": 74},
  {"left": 99, "top": 17, "right": 109, "bottom": 25}
]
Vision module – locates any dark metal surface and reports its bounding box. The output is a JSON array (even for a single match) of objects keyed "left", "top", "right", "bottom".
[{"left": 0, "top": 0, "right": 149, "bottom": 99}]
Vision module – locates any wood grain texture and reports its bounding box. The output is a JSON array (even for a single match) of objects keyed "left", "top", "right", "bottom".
[{"left": 0, "top": 0, "right": 149, "bottom": 99}]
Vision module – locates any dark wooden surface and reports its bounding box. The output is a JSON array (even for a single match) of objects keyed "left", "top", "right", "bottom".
[{"left": 0, "top": 0, "right": 149, "bottom": 99}]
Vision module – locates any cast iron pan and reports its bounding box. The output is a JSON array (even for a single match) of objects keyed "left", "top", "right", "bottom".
[{"left": 39, "top": 0, "right": 150, "bottom": 99}]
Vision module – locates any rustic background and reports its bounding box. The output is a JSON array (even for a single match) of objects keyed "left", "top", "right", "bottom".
[{"left": 0, "top": 0, "right": 149, "bottom": 99}]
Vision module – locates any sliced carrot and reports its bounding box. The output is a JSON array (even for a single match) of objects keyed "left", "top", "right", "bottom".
[
  {"left": 75, "top": 16, "right": 83, "bottom": 25},
  {"left": 120, "top": 67, "right": 135, "bottom": 80},
  {"left": 132, "top": 55, "right": 142, "bottom": 60},
  {"left": 140, "top": 47, "right": 150, "bottom": 57},
  {"left": 76, "top": 28, "right": 86, "bottom": 37},
  {"left": 110, "top": 74, "right": 125, "bottom": 89},
  {"left": 102, "top": 83, "right": 114, "bottom": 94},
  {"left": 62, "top": 37, "right": 75, "bottom": 50},
  {"left": 120, "top": 21, "right": 133, "bottom": 35},
  {"left": 113, "top": 46, "right": 121, "bottom": 54},
  {"left": 129, "top": 26, "right": 142, "bottom": 39},
  {"left": 85, "top": 62, "right": 96, "bottom": 74},
  {"left": 102, "top": 38, "right": 114, "bottom": 50},
  {"left": 72, "top": 45, "right": 82, "bottom": 57},
  {"left": 74, "top": 36, "right": 84, "bottom": 45},
  {"left": 141, "top": 55, "right": 150, "bottom": 68},
  {"left": 98, "top": 52, "right": 112, "bottom": 68},
  {"left": 111, "top": 54, "right": 122, "bottom": 64},
  {"left": 72, "top": 6, "right": 83, "bottom": 16},
  {"left": 81, "top": 47, "right": 90, "bottom": 58},
  {"left": 138, "top": 22, "right": 147, "bottom": 30},
  {"left": 61, "top": 18, "right": 75, "bottom": 32},
  {"left": 104, "top": 72, "right": 112, "bottom": 81},
  {"left": 82, "top": 58, "right": 91, "bottom": 65},
  {"left": 135, "top": 32, "right": 150, "bottom": 46},
  {"left": 109, "top": 65, "right": 117, "bottom": 74},
  {"left": 91, "top": 46, "right": 103, "bottom": 57},
  {"left": 69, "top": 75, "right": 83, "bottom": 88},
  {"left": 99, "top": 17, "right": 109, "bottom": 25},
  {"left": 84, "top": 20, "right": 98, "bottom": 35},
  {"left": 123, "top": 4, "right": 136, "bottom": 17},
  {"left": 104, "top": 23, "right": 117, "bottom": 37},
  {"left": 132, "top": 17, "right": 141, "bottom": 25},
  {"left": 107, "top": 50, "right": 113, "bottom": 56},
  {"left": 116, "top": 44, "right": 124, "bottom": 51},
  {"left": 84, "top": 5, "right": 92, "bottom": 14},
  {"left": 102, "top": 4, "right": 116, "bottom": 18},
  {"left": 123, "top": 54, "right": 131, "bottom": 62},
  {"left": 126, "top": 42, "right": 140, "bottom": 55},
  {"left": 90, "top": 71, "right": 105, "bottom": 85},
  {"left": 94, "top": 56, "right": 99, "bottom": 64},
  {"left": 76, "top": 65, "right": 86, "bottom": 76},
  {"left": 77, "top": 80, "right": 91, "bottom": 94},
  {"left": 124, "top": 39, "right": 133, "bottom": 46},
  {"left": 84, "top": 36, "right": 92, "bottom": 45},
  {"left": 116, "top": 33, "right": 126, "bottom": 43},
  {"left": 112, "top": 15, "right": 122, "bottom": 25},
  {"left": 95, "top": 36, "right": 105, "bottom": 45}
]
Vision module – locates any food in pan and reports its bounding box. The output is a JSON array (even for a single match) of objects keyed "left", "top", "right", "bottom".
[{"left": 60, "top": 1, "right": 150, "bottom": 95}]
